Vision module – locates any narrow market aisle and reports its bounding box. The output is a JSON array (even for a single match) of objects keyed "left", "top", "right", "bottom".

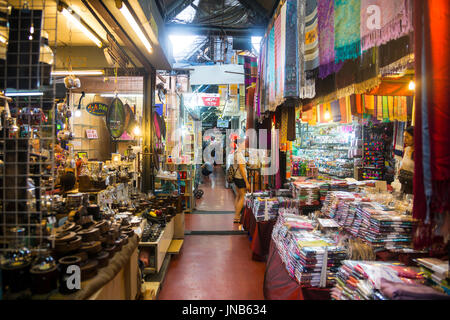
[
  {"left": 185, "top": 213, "right": 241, "bottom": 231},
  {"left": 157, "top": 235, "right": 266, "bottom": 300},
  {"left": 195, "top": 165, "right": 235, "bottom": 212}
]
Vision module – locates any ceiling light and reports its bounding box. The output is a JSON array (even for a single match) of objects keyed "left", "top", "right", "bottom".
[
  {"left": 100, "top": 93, "right": 143, "bottom": 98},
  {"left": 4, "top": 91, "right": 44, "bottom": 97},
  {"left": 51, "top": 70, "right": 104, "bottom": 76},
  {"left": 61, "top": 7, "right": 102, "bottom": 48},
  {"left": 408, "top": 80, "right": 415, "bottom": 91},
  {"left": 0, "top": 35, "right": 6, "bottom": 43},
  {"left": 119, "top": 3, "right": 152, "bottom": 53},
  {"left": 133, "top": 125, "right": 141, "bottom": 136}
]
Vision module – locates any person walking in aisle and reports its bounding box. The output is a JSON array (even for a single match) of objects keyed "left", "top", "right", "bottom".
[{"left": 232, "top": 137, "right": 250, "bottom": 223}]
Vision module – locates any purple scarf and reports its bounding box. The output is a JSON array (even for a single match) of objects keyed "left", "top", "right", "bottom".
[{"left": 318, "top": 0, "right": 343, "bottom": 78}]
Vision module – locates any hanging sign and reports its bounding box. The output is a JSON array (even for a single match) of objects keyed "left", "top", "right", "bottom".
[
  {"left": 199, "top": 93, "right": 220, "bottom": 107},
  {"left": 106, "top": 98, "right": 126, "bottom": 139},
  {"left": 86, "top": 102, "right": 108, "bottom": 116}
]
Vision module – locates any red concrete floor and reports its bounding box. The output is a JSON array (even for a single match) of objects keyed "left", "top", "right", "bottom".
[
  {"left": 185, "top": 213, "right": 241, "bottom": 231},
  {"left": 195, "top": 165, "right": 235, "bottom": 212},
  {"left": 157, "top": 235, "right": 266, "bottom": 300}
]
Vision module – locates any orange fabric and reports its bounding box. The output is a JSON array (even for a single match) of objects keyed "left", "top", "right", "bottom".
[
  {"left": 368, "top": 80, "right": 415, "bottom": 96},
  {"left": 355, "top": 94, "right": 363, "bottom": 114}
]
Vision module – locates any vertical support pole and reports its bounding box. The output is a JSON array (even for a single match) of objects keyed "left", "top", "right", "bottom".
[{"left": 142, "top": 68, "right": 156, "bottom": 193}]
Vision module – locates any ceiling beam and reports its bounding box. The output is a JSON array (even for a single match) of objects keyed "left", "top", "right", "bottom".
[
  {"left": 166, "top": 0, "right": 195, "bottom": 21},
  {"left": 236, "top": 0, "right": 269, "bottom": 22},
  {"left": 166, "top": 23, "right": 265, "bottom": 37},
  {"left": 86, "top": 0, "right": 153, "bottom": 72}
]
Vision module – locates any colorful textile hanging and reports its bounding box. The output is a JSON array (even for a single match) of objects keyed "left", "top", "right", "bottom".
[
  {"left": 363, "top": 95, "right": 375, "bottom": 116},
  {"left": 318, "top": 0, "right": 342, "bottom": 79},
  {"left": 268, "top": 26, "right": 276, "bottom": 110},
  {"left": 339, "top": 96, "right": 352, "bottom": 123},
  {"left": 274, "top": 9, "right": 285, "bottom": 107},
  {"left": 284, "top": 0, "right": 299, "bottom": 97},
  {"left": 411, "top": 0, "right": 450, "bottom": 250},
  {"left": 330, "top": 100, "right": 341, "bottom": 122},
  {"left": 334, "top": 0, "right": 361, "bottom": 63},
  {"left": 304, "top": 0, "right": 320, "bottom": 75},
  {"left": 360, "top": 0, "right": 414, "bottom": 52},
  {"left": 377, "top": 95, "right": 383, "bottom": 120},
  {"left": 280, "top": 108, "right": 288, "bottom": 145},
  {"left": 298, "top": 0, "right": 316, "bottom": 99}
]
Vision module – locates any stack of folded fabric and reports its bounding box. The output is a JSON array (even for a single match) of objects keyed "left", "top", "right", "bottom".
[
  {"left": 318, "top": 182, "right": 330, "bottom": 201},
  {"left": 252, "top": 197, "right": 280, "bottom": 222},
  {"left": 293, "top": 183, "right": 320, "bottom": 207},
  {"left": 416, "top": 258, "right": 450, "bottom": 296},
  {"left": 332, "top": 260, "right": 423, "bottom": 300},
  {"left": 354, "top": 203, "right": 416, "bottom": 250},
  {"left": 321, "top": 191, "right": 357, "bottom": 218},
  {"left": 292, "top": 234, "right": 348, "bottom": 287}
]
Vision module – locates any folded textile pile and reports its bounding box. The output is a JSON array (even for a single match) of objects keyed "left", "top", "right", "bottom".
[
  {"left": 293, "top": 183, "right": 320, "bottom": 207},
  {"left": 380, "top": 278, "right": 450, "bottom": 300},
  {"left": 321, "top": 191, "right": 358, "bottom": 218},
  {"left": 355, "top": 203, "right": 416, "bottom": 250},
  {"left": 416, "top": 258, "right": 450, "bottom": 296},
  {"left": 252, "top": 197, "right": 280, "bottom": 222},
  {"left": 318, "top": 182, "right": 330, "bottom": 201},
  {"left": 273, "top": 215, "right": 347, "bottom": 288},
  {"left": 332, "top": 260, "right": 423, "bottom": 300}
]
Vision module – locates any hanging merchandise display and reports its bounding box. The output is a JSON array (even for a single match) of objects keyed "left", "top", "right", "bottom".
[{"left": 106, "top": 98, "right": 126, "bottom": 139}]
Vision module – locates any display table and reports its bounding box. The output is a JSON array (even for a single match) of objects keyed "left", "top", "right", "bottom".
[
  {"left": 263, "top": 239, "right": 331, "bottom": 300},
  {"left": 241, "top": 205, "right": 276, "bottom": 261}
]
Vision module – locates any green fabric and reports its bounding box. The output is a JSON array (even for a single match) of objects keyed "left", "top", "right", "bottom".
[
  {"left": 334, "top": 0, "right": 361, "bottom": 63},
  {"left": 382, "top": 96, "right": 389, "bottom": 122}
]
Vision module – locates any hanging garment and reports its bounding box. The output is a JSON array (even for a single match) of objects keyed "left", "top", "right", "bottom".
[
  {"left": 274, "top": 10, "right": 284, "bottom": 107},
  {"left": 317, "top": 0, "right": 343, "bottom": 79},
  {"left": 287, "top": 106, "right": 297, "bottom": 141},
  {"left": 298, "top": 0, "right": 316, "bottom": 99},
  {"left": 377, "top": 95, "right": 383, "bottom": 120},
  {"left": 331, "top": 100, "right": 341, "bottom": 123},
  {"left": 268, "top": 26, "right": 276, "bottom": 111},
  {"left": 285, "top": 0, "right": 299, "bottom": 97},
  {"left": 360, "top": 0, "right": 414, "bottom": 52},
  {"left": 304, "top": 0, "right": 320, "bottom": 76},
  {"left": 334, "top": 0, "right": 361, "bottom": 63},
  {"left": 280, "top": 108, "right": 288, "bottom": 145}
]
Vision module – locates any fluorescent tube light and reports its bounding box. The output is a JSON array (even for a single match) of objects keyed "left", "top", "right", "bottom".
[
  {"left": 61, "top": 7, "right": 102, "bottom": 48},
  {"left": 119, "top": 3, "right": 152, "bottom": 53},
  {"left": 51, "top": 70, "right": 104, "bottom": 76},
  {"left": 5, "top": 92, "right": 44, "bottom": 97},
  {"left": 0, "top": 35, "right": 7, "bottom": 43},
  {"left": 100, "top": 93, "right": 143, "bottom": 98}
]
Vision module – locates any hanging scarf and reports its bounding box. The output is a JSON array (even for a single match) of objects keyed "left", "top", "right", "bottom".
[
  {"left": 330, "top": 100, "right": 341, "bottom": 122},
  {"left": 274, "top": 9, "right": 285, "bottom": 107},
  {"left": 360, "top": 0, "right": 413, "bottom": 52},
  {"left": 305, "top": 0, "right": 320, "bottom": 75},
  {"left": 268, "top": 26, "right": 276, "bottom": 111},
  {"left": 318, "top": 0, "right": 342, "bottom": 79},
  {"left": 298, "top": 0, "right": 316, "bottom": 98},
  {"left": 334, "top": 0, "right": 361, "bottom": 63},
  {"left": 284, "top": 0, "right": 299, "bottom": 98}
]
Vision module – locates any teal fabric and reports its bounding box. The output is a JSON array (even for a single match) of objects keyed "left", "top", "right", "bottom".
[{"left": 334, "top": 0, "right": 361, "bottom": 63}]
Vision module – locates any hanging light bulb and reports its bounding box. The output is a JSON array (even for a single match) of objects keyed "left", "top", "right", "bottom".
[
  {"left": 324, "top": 111, "right": 331, "bottom": 120},
  {"left": 408, "top": 81, "right": 415, "bottom": 91},
  {"left": 74, "top": 109, "right": 81, "bottom": 117},
  {"left": 133, "top": 125, "right": 141, "bottom": 136}
]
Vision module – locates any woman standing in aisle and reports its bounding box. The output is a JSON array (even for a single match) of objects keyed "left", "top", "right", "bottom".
[
  {"left": 398, "top": 127, "right": 414, "bottom": 194},
  {"left": 233, "top": 137, "right": 250, "bottom": 223}
]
